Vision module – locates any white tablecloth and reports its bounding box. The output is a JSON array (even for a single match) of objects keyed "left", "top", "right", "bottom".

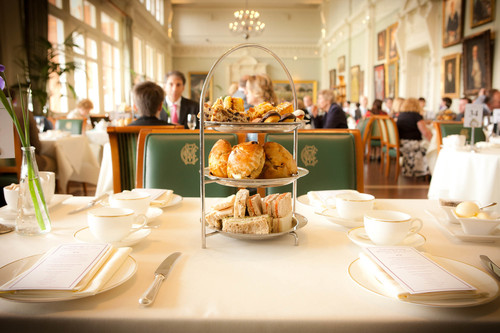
[
  {"left": 0, "top": 197, "right": 499, "bottom": 332},
  {"left": 428, "top": 147, "right": 500, "bottom": 213},
  {"left": 95, "top": 142, "right": 114, "bottom": 196},
  {"left": 40, "top": 135, "right": 101, "bottom": 192}
]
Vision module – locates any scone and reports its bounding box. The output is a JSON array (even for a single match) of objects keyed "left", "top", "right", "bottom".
[
  {"left": 227, "top": 141, "right": 265, "bottom": 179},
  {"left": 209, "top": 139, "right": 232, "bottom": 178},
  {"left": 260, "top": 142, "right": 298, "bottom": 178}
]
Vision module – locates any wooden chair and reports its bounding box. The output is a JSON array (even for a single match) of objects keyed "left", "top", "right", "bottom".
[
  {"left": 55, "top": 118, "right": 85, "bottom": 135},
  {"left": 377, "top": 116, "right": 400, "bottom": 180},
  {"left": 264, "top": 129, "right": 364, "bottom": 196},
  {"left": 107, "top": 125, "right": 183, "bottom": 193},
  {"left": 136, "top": 129, "right": 239, "bottom": 197},
  {"left": 361, "top": 117, "right": 381, "bottom": 162},
  {"left": 433, "top": 120, "right": 487, "bottom": 154}
]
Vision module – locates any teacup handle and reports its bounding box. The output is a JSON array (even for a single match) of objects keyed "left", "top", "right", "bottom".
[
  {"left": 407, "top": 218, "right": 423, "bottom": 236},
  {"left": 127, "top": 214, "right": 148, "bottom": 236}
]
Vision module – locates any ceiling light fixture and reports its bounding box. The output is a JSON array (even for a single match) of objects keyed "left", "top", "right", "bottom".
[{"left": 229, "top": 1, "right": 265, "bottom": 39}]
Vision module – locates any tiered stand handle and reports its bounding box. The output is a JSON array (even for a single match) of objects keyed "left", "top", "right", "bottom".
[{"left": 199, "top": 43, "right": 299, "bottom": 248}]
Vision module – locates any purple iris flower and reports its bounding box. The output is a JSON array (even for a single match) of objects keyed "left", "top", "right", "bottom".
[{"left": 0, "top": 64, "right": 5, "bottom": 90}]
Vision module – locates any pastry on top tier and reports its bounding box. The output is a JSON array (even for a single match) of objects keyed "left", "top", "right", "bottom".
[{"left": 227, "top": 141, "right": 265, "bottom": 179}]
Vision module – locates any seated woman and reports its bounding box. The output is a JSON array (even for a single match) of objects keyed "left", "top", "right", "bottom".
[
  {"left": 68, "top": 98, "right": 94, "bottom": 130},
  {"left": 128, "top": 81, "right": 172, "bottom": 126},
  {"left": 245, "top": 74, "right": 278, "bottom": 106},
  {"left": 365, "top": 99, "right": 387, "bottom": 117},
  {"left": 396, "top": 98, "right": 432, "bottom": 177},
  {"left": 311, "top": 90, "right": 347, "bottom": 129}
]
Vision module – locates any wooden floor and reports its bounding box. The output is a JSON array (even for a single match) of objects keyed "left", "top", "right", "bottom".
[{"left": 68, "top": 159, "right": 430, "bottom": 199}]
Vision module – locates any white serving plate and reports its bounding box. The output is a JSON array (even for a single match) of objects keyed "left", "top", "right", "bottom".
[
  {"left": 204, "top": 121, "right": 303, "bottom": 133},
  {"left": 297, "top": 189, "right": 359, "bottom": 209},
  {"left": 315, "top": 208, "right": 363, "bottom": 228},
  {"left": 425, "top": 208, "right": 500, "bottom": 242},
  {"left": 0, "top": 254, "right": 137, "bottom": 302},
  {"left": 349, "top": 255, "right": 499, "bottom": 307},
  {"left": 204, "top": 167, "right": 309, "bottom": 188}
]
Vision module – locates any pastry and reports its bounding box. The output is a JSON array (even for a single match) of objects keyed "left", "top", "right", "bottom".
[
  {"left": 227, "top": 141, "right": 265, "bottom": 179},
  {"left": 260, "top": 142, "right": 298, "bottom": 178},
  {"left": 279, "top": 113, "right": 296, "bottom": 123},
  {"left": 275, "top": 102, "right": 293, "bottom": 115},
  {"left": 293, "top": 110, "right": 305, "bottom": 121},
  {"left": 250, "top": 102, "right": 275, "bottom": 120},
  {"left": 209, "top": 139, "right": 232, "bottom": 178},
  {"left": 261, "top": 111, "right": 281, "bottom": 123}
]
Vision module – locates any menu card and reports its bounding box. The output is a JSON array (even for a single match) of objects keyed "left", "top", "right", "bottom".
[
  {"left": 364, "top": 247, "right": 475, "bottom": 294},
  {"left": 1, "top": 244, "right": 111, "bottom": 291}
]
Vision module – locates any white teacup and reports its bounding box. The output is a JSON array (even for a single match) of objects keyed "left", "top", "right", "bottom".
[
  {"left": 3, "top": 184, "right": 19, "bottom": 211},
  {"left": 87, "top": 207, "right": 147, "bottom": 242},
  {"left": 335, "top": 192, "right": 375, "bottom": 220},
  {"left": 39, "top": 171, "right": 55, "bottom": 203},
  {"left": 109, "top": 190, "right": 152, "bottom": 215},
  {"left": 363, "top": 210, "right": 423, "bottom": 245}
]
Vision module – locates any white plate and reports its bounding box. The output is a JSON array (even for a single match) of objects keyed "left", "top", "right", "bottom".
[
  {"left": 425, "top": 208, "right": 500, "bottom": 242},
  {"left": 204, "top": 121, "right": 303, "bottom": 133},
  {"left": 315, "top": 208, "right": 363, "bottom": 228},
  {"left": 0, "top": 194, "right": 73, "bottom": 221},
  {"left": 155, "top": 194, "right": 182, "bottom": 208},
  {"left": 74, "top": 226, "right": 151, "bottom": 247},
  {"left": 348, "top": 255, "right": 499, "bottom": 307},
  {"left": 146, "top": 207, "right": 163, "bottom": 222},
  {"left": 0, "top": 254, "right": 137, "bottom": 302},
  {"left": 204, "top": 167, "right": 309, "bottom": 188},
  {"left": 347, "top": 227, "right": 426, "bottom": 248},
  {"left": 208, "top": 213, "right": 307, "bottom": 241},
  {"left": 297, "top": 190, "right": 359, "bottom": 209}
]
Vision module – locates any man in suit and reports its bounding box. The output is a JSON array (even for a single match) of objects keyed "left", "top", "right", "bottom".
[
  {"left": 444, "top": 60, "right": 456, "bottom": 94},
  {"left": 159, "top": 71, "right": 199, "bottom": 129}
]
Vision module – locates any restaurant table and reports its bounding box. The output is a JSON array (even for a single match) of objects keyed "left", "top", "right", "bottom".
[
  {"left": 0, "top": 197, "right": 499, "bottom": 332},
  {"left": 40, "top": 135, "right": 101, "bottom": 193},
  {"left": 428, "top": 146, "right": 500, "bottom": 214}
]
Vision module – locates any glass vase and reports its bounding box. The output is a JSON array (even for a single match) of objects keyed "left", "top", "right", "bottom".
[{"left": 15, "top": 146, "right": 52, "bottom": 235}]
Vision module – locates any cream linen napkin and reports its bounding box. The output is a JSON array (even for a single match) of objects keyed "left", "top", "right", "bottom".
[
  {"left": 358, "top": 252, "right": 488, "bottom": 301},
  {"left": 132, "top": 188, "right": 174, "bottom": 207},
  {"left": 307, "top": 191, "right": 338, "bottom": 209},
  {"left": 0, "top": 247, "right": 132, "bottom": 298}
]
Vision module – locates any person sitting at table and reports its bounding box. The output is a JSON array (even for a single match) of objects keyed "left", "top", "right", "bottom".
[
  {"left": 397, "top": 98, "right": 432, "bottom": 178},
  {"left": 68, "top": 98, "right": 94, "bottom": 130},
  {"left": 365, "top": 99, "right": 387, "bottom": 117},
  {"left": 311, "top": 89, "right": 347, "bottom": 129},
  {"left": 128, "top": 81, "right": 172, "bottom": 126},
  {"left": 456, "top": 96, "right": 472, "bottom": 122},
  {"left": 245, "top": 74, "right": 278, "bottom": 106}
]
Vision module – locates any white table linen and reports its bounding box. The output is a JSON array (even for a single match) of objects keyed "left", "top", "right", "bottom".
[
  {"left": 95, "top": 142, "right": 114, "bottom": 196},
  {"left": 40, "top": 135, "right": 100, "bottom": 193},
  {"left": 0, "top": 197, "right": 499, "bottom": 332},
  {"left": 428, "top": 147, "right": 500, "bottom": 214}
]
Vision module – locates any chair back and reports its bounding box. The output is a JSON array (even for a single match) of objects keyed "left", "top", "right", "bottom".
[
  {"left": 356, "top": 118, "right": 369, "bottom": 140},
  {"left": 55, "top": 118, "right": 84, "bottom": 135},
  {"left": 384, "top": 117, "right": 399, "bottom": 147},
  {"left": 264, "top": 129, "right": 364, "bottom": 196},
  {"left": 433, "top": 121, "right": 486, "bottom": 153},
  {"left": 107, "top": 125, "right": 183, "bottom": 193},
  {"left": 136, "top": 129, "right": 239, "bottom": 197}
]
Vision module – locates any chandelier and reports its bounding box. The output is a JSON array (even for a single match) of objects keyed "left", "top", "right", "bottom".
[{"left": 229, "top": 3, "right": 265, "bottom": 40}]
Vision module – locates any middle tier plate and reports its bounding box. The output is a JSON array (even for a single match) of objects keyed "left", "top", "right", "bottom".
[
  {"left": 204, "top": 121, "right": 303, "bottom": 133},
  {"left": 204, "top": 167, "right": 309, "bottom": 187}
]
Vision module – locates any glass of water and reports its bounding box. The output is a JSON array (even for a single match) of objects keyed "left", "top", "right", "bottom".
[
  {"left": 35, "top": 117, "right": 45, "bottom": 133},
  {"left": 187, "top": 114, "right": 196, "bottom": 130}
]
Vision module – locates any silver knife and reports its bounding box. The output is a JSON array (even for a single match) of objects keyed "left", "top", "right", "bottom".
[
  {"left": 68, "top": 193, "right": 109, "bottom": 214},
  {"left": 480, "top": 255, "right": 500, "bottom": 281},
  {"left": 139, "top": 252, "right": 181, "bottom": 306}
]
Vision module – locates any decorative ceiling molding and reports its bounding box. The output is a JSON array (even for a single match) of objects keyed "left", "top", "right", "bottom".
[{"left": 172, "top": 44, "right": 320, "bottom": 58}]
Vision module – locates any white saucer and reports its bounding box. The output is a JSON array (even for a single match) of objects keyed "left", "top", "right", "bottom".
[
  {"left": 347, "top": 227, "right": 426, "bottom": 248},
  {"left": 73, "top": 226, "right": 151, "bottom": 247},
  {"left": 315, "top": 209, "right": 363, "bottom": 228},
  {"left": 146, "top": 207, "right": 163, "bottom": 222}
]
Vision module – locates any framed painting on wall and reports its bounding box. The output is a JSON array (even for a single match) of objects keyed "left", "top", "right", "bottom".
[
  {"left": 373, "top": 64, "right": 385, "bottom": 100},
  {"left": 338, "top": 56, "right": 346, "bottom": 73},
  {"left": 350, "top": 65, "right": 360, "bottom": 103},
  {"left": 442, "top": 53, "right": 461, "bottom": 98},
  {"left": 442, "top": 0, "right": 465, "bottom": 47},
  {"left": 471, "top": 0, "right": 495, "bottom": 28},
  {"left": 329, "top": 69, "right": 336, "bottom": 90},
  {"left": 377, "top": 30, "right": 386, "bottom": 61},
  {"left": 188, "top": 72, "right": 213, "bottom": 103},
  {"left": 387, "top": 23, "right": 398, "bottom": 60},
  {"left": 385, "top": 60, "right": 398, "bottom": 99},
  {"left": 273, "top": 80, "right": 318, "bottom": 104},
  {"left": 462, "top": 30, "right": 491, "bottom": 95}
]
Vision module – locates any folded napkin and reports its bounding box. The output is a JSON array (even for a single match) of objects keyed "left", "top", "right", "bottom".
[
  {"left": 307, "top": 190, "right": 357, "bottom": 209},
  {"left": 0, "top": 246, "right": 132, "bottom": 298},
  {"left": 442, "top": 135, "right": 466, "bottom": 149},
  {"left": 133, "top": 188, "right": 174, "bottom": 207},
  {"left": 359, "top": 252, "right": 487, "bottom": 301}
]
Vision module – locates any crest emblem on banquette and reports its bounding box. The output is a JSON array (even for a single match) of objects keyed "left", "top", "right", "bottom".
[
  {"left": 301, "top": 145, "right": 318, "bottom": 167},
  {"left": 181, "top": 143, "right": 199, "bottom": 165}
]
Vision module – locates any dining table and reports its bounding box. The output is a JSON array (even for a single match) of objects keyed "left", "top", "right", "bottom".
[
  {"left": 0, "top": 196, "right": 499, "bottom": 332},
  {"left": 428, "top": 145, "right": 500, "bottom": 214}
]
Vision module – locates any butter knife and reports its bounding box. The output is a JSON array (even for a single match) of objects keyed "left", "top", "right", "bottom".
[
  {"left": 68, "top": 193, "right": 109, "bottom": 214},
  {"left": 480, "top": 255, "right": 500, "bottom": 281},
  {"left": 139, "top": 252, "right": 181, "bottom": 306}
]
